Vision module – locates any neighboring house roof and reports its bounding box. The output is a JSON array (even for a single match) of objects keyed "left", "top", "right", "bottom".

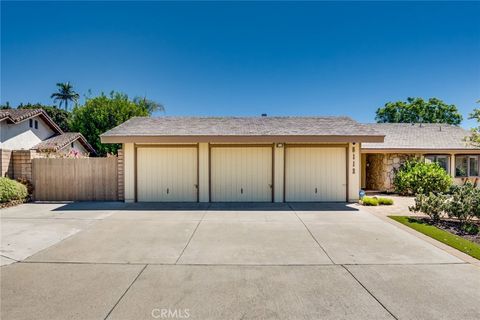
[
  {"left": 101, "top": 116, "right": 384, "bottom": 143},
  {"left": 32, "top": 132, "right": 96, "bottom": 155},
  {"left": 0, "top": 109, "right": 63, "bottom": 134},
  {"left": 362, "top": 123, "right": 479, "bottom": 152}
]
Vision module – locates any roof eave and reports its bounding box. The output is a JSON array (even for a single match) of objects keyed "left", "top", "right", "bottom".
[
  {"left": 361, "top": 148, "right": 480, "bottom": 154},
  {"left": 100, "top": 134, "right": 385, "bottom": 144}
]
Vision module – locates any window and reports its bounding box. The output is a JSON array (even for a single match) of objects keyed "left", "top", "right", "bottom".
[
  {"left": 71, "top": 142, "right": 74, "bottom": 148},
  {"left": 29, "top": 119, "right": 33, "bottom": 128},
  {"left": 34, "top": 120, "right": 38, "bottom": 129},
  {"left": 425, "top": 155, "right": 449, "bottom": 173},
  {"left": 455, "top": 155, "right": 480, "bottom": 177}
]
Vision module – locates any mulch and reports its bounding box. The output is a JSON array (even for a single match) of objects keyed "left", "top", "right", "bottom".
[
  {"left": 417, "top": 218, "right": 480, "bottom": 245},
  {"left": 0, "top": 199, "right": 27, "bottom": 209}
]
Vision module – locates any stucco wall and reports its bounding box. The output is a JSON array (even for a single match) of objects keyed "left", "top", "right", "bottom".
[
  {"left": 57, "top": 140, "right": 89, "bottom": 156},
  {"left": 0, "top": 116, "right": 55, "bottom": 150}
]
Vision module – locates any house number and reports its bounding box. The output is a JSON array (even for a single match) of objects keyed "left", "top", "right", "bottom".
[{"left": 352, "top": 146, "right": 356, "bottom": 174}]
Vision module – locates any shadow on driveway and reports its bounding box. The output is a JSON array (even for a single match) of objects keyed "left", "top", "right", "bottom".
[{"left": 47, "top": 201, "right": 359, "bottom": 212}]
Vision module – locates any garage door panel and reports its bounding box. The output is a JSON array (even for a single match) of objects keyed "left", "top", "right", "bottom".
[
  {"left": 211, "top": 147, "right": 272, "bottom": 202},
  {"left": 137, "top": 147, "right": 198, "bottom": 202},
  {"left": 286, "top": 147, "right": 346, "bottom": 202}
]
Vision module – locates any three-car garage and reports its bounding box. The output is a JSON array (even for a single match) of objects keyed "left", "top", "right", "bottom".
[
  {"left": 100, "top": 116, "right": 384, "bottom": 203},
  {"left": 135, "top": 143, "right": 348, "bottom": 203}
]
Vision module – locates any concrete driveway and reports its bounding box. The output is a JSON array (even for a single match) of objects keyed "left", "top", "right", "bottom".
[{"left": 1, "top": 202, "right": 479, "bottom": 320}]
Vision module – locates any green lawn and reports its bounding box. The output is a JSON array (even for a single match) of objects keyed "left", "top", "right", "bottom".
[{"left": 389, "top": 216, "right": 480, "bottom": 260}]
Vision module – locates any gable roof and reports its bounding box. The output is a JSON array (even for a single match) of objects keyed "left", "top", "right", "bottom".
[
  {"left": 101, "top": 116, "right": 384, "bottom": 143},
  {"left": 0, "top": 109, "right": 63, "bottom": 134},
  {"left": 32, "top": 132, "right": 96, "bottom": 155},
  {"left": 362, "top": 123, "right": 479, "bottom": 151}
]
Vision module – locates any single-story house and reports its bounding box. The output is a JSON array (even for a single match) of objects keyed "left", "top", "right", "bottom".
[
  {"left": 101, "top": 117, "right": 480, "bottom": 203},
  {"left": 101, "top": 116, "right": 384, "bottom": 203},
  {"left": 0, "top": 109, "right": 96, "bottom": 177},
  {"left": 361, "top": 123, "right": 480, "bottom": 191}
]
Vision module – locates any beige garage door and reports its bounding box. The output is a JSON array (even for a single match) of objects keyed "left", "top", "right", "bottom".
[
  {"left": 285, "top": 146, "right": 347, "bottom": 202},
  {"left": 211, "top": 146, "right": 273, "bottom": 202},
  {"left": 137, "top": 147, "right": 198, "bottom": 202}
]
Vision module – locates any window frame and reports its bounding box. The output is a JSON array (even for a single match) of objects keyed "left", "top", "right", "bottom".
[
  {"left": 425, "top": 154, "right": 450, "bottom": 173},
  {"left": 29, "top": 119, "right": 33, "bottom": 128},
  {"left": 34, "top": 120, "right": 38, "bottom": 129},
  {"left": 455, "top": 155, "right": 480, "bottom": 178}
]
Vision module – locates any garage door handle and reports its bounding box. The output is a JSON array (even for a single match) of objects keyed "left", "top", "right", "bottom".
[
  {"left": 241, "top": 188, "right": 243, "bottom": 194},
  {"left": 269, "top": 184, "right": 273, "bottom": 189},
  {"left": 194, "top": 184, "right": 198, "bottom": 189},
  {"left": 315, "top": 188, "right": 318, "bottom": 194},
  {"left": 166, "top": 188, "right": 169, "bottom": 194}
]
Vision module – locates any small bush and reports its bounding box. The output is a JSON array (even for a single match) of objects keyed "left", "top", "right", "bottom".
[
  {"left": 461, "top": 223, "right": 479, "bottom": 235},
  {"left": 445, "top": 182, "right": 480, "bottom": 225},
  {"left": 409, "top": 192, "right": 448, "bottom": 223},
  {"left": 394, "top": 159, "right": 452, "bottom": 196},
  {"left": 377, "top": 197, "right": 394, "bottom": 205},
  {"left": 362, "top": 197, "right": 379, "bottom": 206},
  {"left": 0, "top": 177, "right": 28, "bottom": 203}
]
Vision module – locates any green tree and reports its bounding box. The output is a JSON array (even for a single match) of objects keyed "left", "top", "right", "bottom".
[
  {"left": 133, "top": 97, "right": 165, "bottom": 114},
  {"left": 69, "top": 92, "right": 155, "bottom": 156},
  {"left": 50, "top": 82, "right": 80, "bottom": 111},
  {"left": 375, "top": 97, "right": 462, "bottom": 125},
  {"left": 468, "top": 101, "right": 480, "bottom": 147}
]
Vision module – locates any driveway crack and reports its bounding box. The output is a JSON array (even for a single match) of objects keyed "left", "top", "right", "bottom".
[
  {"left": 174, "top": 204, "right": 208, "bottom": 264},
  {"left": 287, "top": 203, "right": 335, "bottom": 265},
  {"left": 104, "top": 264, "right": 148, "bottom": 320},
  {"left": 342, "top": 265, "right": 399, "bottom": 320}
]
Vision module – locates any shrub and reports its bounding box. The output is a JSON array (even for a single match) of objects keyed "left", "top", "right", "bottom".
[
  {"left": 393, "top": 159, "right": 452, "bottom": 196},
  {"left": 0, "top": 177, "right": 28, "bottom": 203},
  {"left": 409, "top": 192, "right": 448, "bottom": 223},
  {"left": 362, "top": 196, "right": 379, "bottom": 206},
  {"left": 445, "top": 182, "right": 480, "bottom": 226},
  {"left": 377, "top": 197, "right": 394, "bottom": 205}
]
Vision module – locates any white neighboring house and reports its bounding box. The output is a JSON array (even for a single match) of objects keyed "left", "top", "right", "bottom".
[{"left": 0, "top": 108, "right": 95, "bottom": 157}]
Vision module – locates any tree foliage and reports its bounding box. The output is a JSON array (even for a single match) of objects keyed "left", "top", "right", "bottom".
[
  {"left": 468, "top": 104, "right": 480, "bottom": 147},
  {"left": 393, "top": 159, "right": 452, "bottom": 196},
  {"left": 375, "top": 97, "right": 462, "bottom": 125},
  {"left": 69, "top": 92, "right": 153, "bottom": 156},
  {"left": 51, "top": 82, "right": 80, "bottom": 111}
]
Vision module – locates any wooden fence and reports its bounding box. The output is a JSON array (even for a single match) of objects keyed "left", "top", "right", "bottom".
[{"left": 32, "top": 157, "right": 118, "bottom": 201}]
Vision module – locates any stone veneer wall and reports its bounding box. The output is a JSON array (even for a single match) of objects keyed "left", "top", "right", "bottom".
[{"left": 366, "top": 153, "right": 418, "bottom": 192}]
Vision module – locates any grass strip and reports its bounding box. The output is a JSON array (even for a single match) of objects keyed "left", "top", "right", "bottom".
[{"left": 389, "top": 216, "right": 480, "bottom": 260}]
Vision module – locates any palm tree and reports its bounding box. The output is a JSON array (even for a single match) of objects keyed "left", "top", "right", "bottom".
[{"left": 50, "top": 82, "right": 80, "bottom": 111}]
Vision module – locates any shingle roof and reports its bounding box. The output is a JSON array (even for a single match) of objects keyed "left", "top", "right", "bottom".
[
  {"left": 362, "top": 123, "right": 478, "bottom": 150},
  {"left": 33, "top": 132, "right": 96, "bottom": 155},
  {"left": 101, "top": 116, "right": 382, "bottom": 137},
  {"left": 0, "top": 109, "right": 63, "bottom": 134}
]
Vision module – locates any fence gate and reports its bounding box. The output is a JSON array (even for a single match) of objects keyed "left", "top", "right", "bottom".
[{"left": 32, "top": 158, "right": 118, "bottom": 201}]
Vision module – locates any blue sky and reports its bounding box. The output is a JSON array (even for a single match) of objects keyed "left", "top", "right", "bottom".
[{"left": 1, "top": 1, "right": 479, "bottom": 127}]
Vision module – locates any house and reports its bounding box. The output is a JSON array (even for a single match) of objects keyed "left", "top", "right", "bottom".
[
  {"left": 0, "top": 109, "right": 95, "bottom": 177},
  {"left": 101, "top": 116, "right": 384, "bottom": 203},
  {"left": 361, "top": 123, "right": 480, "bottom": 191}
]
